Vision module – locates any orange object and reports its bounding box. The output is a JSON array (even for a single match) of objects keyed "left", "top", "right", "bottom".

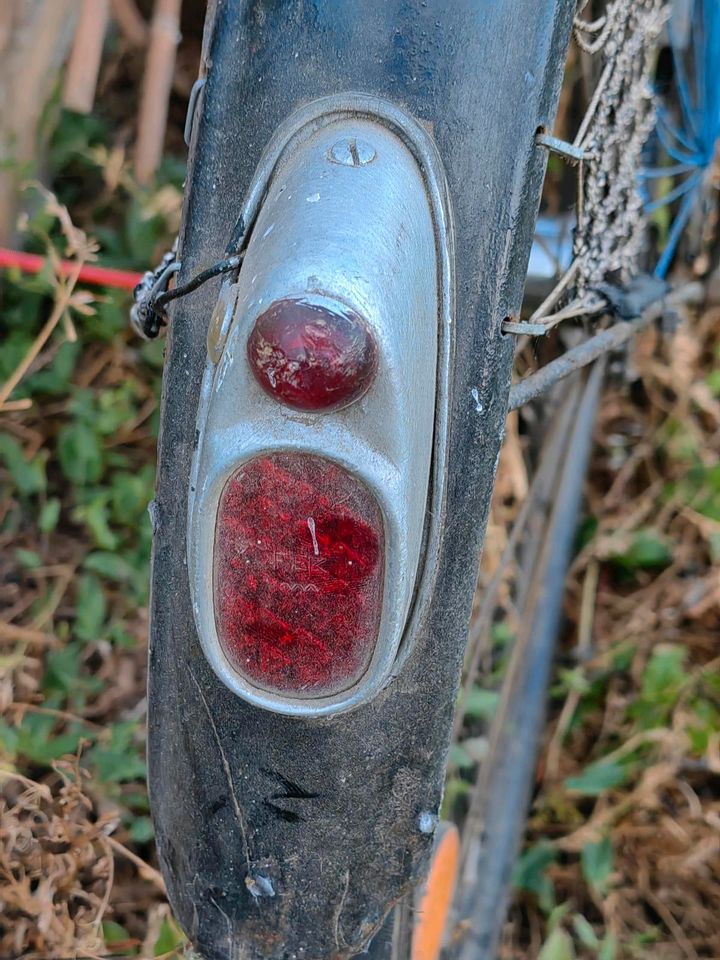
[{"left": 412, "top": 823, "right": 460, "bottom": 960}]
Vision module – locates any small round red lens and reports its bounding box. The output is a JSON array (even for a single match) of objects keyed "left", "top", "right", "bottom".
[{"left": 246, "top": 297, "right": 378, "bottom": 411}]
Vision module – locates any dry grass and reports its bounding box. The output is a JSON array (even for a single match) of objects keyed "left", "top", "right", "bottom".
[
  {"left": 1, "top": 9, "right": 718, "bottom": 955},
  {"left": 4, "top": 282, "right": 716, "bottom": 960},
  {"left": 494, "top": 306, "right": 720, "bottom": 958}
]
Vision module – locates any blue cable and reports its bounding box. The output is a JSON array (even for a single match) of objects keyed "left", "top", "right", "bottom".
[
  {"left": 649, "top": 0, "right": 720, "bottom": 278},
  {"left": 645, "top": 169, "right": 703, "bottom": 214},
  {"left": 654, "top": 187, "right": 699, "bottom": 279},
  {"left": 638, "top": 162, "right": 697, "bottom": 178}
]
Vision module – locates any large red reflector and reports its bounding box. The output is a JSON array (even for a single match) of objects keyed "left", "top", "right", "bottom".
[{"left": 214, "top": 452, "right": 385, "bottom": 697}]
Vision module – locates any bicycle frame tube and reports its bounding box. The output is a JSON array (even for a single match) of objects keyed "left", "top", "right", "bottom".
[{"left": 148, "top": 2, "right": 575, "bottom": 958}]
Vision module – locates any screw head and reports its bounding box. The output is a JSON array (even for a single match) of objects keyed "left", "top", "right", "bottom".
[{"left": 328, "top": 137, "right": 376, "bottom": 167}]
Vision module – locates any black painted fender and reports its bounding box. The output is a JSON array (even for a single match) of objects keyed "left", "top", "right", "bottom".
[{"left": 148, "top": 2, "right": 575, "bottom": 958}]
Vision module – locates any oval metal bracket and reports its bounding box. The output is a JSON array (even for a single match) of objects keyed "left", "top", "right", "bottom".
[{"left": 188, "top": 94, "right": 455, "bottom": 717}]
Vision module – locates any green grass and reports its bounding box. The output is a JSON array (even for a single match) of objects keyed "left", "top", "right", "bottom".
[
  {"left": 0, "top": 109, "right": 183, "bottom": 957},
  {"left": 2, "top": 105, "right": 720, "bottom": 959}
]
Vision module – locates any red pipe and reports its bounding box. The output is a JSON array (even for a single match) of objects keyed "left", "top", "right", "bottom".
[{"left": 0, "top": 247, "right": 144, "bottom": 291}]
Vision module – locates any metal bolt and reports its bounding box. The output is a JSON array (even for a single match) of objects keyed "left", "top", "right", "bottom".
[
  {"left": 328, "top": 137, "right": 376, "bottom": 167},
  {"left": 417, "top": 811, "right": 437, "bottom": 834},
  {"left": 535, "top": 130, "right": 588, "bottom": 165},
  {"left": 246, "top": 874, "right": 276, "bottom": 899}
]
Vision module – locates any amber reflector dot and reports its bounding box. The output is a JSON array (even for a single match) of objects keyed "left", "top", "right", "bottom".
[
  {"left": 214, "top": 452, "right": 385, "bottom": 698},
  {"left": 247, "top": 297, "right": 378, "bottom": 411}
]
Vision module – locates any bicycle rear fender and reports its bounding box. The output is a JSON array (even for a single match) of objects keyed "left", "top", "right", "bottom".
[{"left": 148, "top": 2, "right": 574, "bottom": 958}]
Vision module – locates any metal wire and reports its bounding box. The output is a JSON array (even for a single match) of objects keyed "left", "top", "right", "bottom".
[
  {"left": 152, "top": 254, "right": 243, "bottom": 312},
  {"left": 507, "top": 0, "right": 718, "bottom": 405},
  {"left": 508, "top": 279, "right": 703, "bottom": 409}
]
